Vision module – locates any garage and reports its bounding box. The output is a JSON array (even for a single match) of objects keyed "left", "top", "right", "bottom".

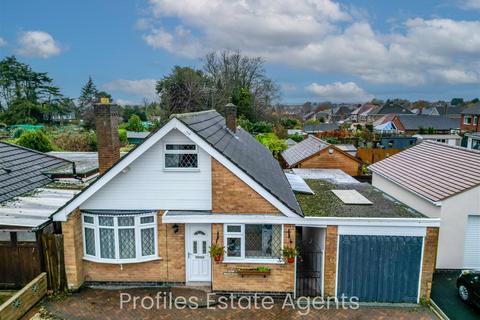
[
  {"left": 337, "top": 233, "right": 423, "bottom": 303},
  {"left": 464, "top": 215, "right": 480, "bottom": 269}
]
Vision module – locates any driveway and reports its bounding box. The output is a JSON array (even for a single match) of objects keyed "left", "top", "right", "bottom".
[
  {"left": 25, "top": 287, "right": 437, "bottom": 320},
  {"left": 431, "top": 271, "right": 480, "bottom": 320}
]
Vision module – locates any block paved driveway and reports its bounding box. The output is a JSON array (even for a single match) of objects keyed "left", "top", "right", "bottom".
[{"left": 31, "top": 288, "right": 438, "bottom": 320}]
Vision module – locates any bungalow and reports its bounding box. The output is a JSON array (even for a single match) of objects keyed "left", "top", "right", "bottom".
[
  {"left": 49, "top": 102, "right": 438, "bottom": 303},
  {"left": 392, "top": 114, "right": 460, "bottom": 134},
  {"left": 281, "top": 136, "right": 362, "bottom": 176},
  {"left": 370, "top": 142, "right": 480, "bottom": 270}
]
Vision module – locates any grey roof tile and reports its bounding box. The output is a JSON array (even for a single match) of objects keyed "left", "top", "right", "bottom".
[
  {"left": 397, "top": 114, "right": 460, "bottom": 131},
  {"left": 462, "top": 102, "right": 480, "bottom": 115},
  {"left": 0, "top": 142, "right": 71, "bottom": 203},
  {"left": 176, "top": 110, "right": 302, "bottom": 216},
  {"left": 282, "top": 136, "right": 330, "bottom": 167}
]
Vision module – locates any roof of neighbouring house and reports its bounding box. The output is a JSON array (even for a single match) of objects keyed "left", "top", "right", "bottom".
[
  {"left": 461, "top": 103, "right": 480, "bottom": 115},
  {"left": 176, "top": 110, "right": 303, "bottom": 216},
  {"left": 335, "top": 144, "right": 357, "bottom": 152},
  {"left": 286, "top": 138, "right": 297, "bottom": 146},
  {"left": 370, "top": 104, "right": 413, "bottom": 115},
  {"left": 396, "top": 114, "right": 460, "bottom": 131},
  {"left": 127, "top": 131, "right": 151, "bottom": 139},
  {"left": 303, "top": 123, "right": 340, "bottom": 133},
  {"left": 47, "top": 152, "right": 127, "bottom": 177},
  {"left": 282, "top": 136, "right": 330, "bottom": 167},
  {"left": 369, "top": 141, "right": 480, "bottom": 202},
  {"left": 295, "top": 177, "right": 424, "bottom": 218},
  {"left": 413, "top": 134, "right": 462, "bottom": 140},
  {"left": 0, "top": 142, "right": 72, "bottom": 203},
  {"left": 281, "top": 136, "right": 361, "bottom": 168}
]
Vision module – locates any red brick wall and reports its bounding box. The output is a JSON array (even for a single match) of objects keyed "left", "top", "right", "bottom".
[
  {"left": 211, "top": 159, "right": 280, "bottom": 214},
  {"left": 420, "top": 227, "right": 439, "bottom": 301},
  {"left": 460, "top": 114, "right": 480, "bottom": 132},
  {"left": 323, "top": 226, "right": 338, "bottom": 297}
]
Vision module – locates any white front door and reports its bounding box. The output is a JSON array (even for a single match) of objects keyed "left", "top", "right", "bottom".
[{"left": 186, "top": 224, "right": 211, "bottom": 282}]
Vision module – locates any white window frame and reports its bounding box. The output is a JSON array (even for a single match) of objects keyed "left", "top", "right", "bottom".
[
  {"left": 464, "top": 116, "right": 472, "bottom": 125},
  {"left": 474, "top": 116, "right": 478, "bottom": 125},
  {"left": 82, "top": 213, "right": 158, "bottom": 264},
  {"left": 163, "top": 143, "right": 199, "bottom": 171},
  {"left": 223, "top": 224, "right": 284, "bottom": 264}
]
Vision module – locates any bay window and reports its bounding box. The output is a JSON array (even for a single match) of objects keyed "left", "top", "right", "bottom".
[
  {"left": 224, "top": 224, "right": 283, "bottom": 262},
  {"left": 82, "top": 212, "right": 157, "bottom": 263}
]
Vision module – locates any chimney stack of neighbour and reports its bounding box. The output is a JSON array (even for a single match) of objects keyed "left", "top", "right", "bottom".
[
  {"left": 225, "top": 103, "right": 237, "bottom": 133},
  {"left": 94, "top": 97, "right": 120, "bottom": 174}
]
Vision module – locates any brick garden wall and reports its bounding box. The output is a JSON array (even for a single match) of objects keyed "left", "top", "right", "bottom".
[
  {"left": 211, "top": 224, "right": 296, "bottom": 293},
  {"left": 62, "top": 208, "right": 85, "bottom": 289}
]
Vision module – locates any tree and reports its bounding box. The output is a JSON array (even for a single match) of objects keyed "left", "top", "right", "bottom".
[
  {"left": 156, "top": 66, "right": 211, "bottom": 120},
  {"left": 203, "top": 50, "right": 279, "bottom": 121},
  {"left": 78, "top": 77, "right": 98, "bottom": 129},
  {"left": 0, "top": 56, "right": 69, "bottom": 123},
  {"left": 16, "top": 130, "right": 53, "bottom": 152},
  {"left": 126, "top": 114, "right": 144, "bottom": 132},
  {"left": 255, "top": 133, "right": 287, "bottom": 159}
]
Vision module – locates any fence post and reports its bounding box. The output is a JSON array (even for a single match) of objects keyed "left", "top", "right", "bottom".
[{"left": 41, "top": 234, "right": 67, "bottom": 292}]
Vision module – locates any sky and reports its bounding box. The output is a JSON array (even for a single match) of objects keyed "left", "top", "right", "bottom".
[{"left": 1, "top": 0, "right": 480, "bottom": 105}]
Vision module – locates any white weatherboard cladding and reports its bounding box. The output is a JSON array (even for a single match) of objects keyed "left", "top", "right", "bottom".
[
  {"left": 81, "top": 129, "right": 212, "bottom": 210},
  {"left": 463, "top": 215, "right": 480, "bottom": 269}
]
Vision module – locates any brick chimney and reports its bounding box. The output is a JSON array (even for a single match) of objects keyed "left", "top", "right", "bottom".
[
  {"left": 94, "top": 98, "right": 120, "bottom": 174},
  {"left": 225, "top": 103, "right": 237, "bottom": 133}
]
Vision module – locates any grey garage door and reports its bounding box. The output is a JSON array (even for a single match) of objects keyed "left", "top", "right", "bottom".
[{"left": 337, "top": 235, "right": 423, "bottom": 303}]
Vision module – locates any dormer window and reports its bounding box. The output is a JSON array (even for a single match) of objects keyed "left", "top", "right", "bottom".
[{"left": 164, "top": 144, "right": 198, "bottom": 169}]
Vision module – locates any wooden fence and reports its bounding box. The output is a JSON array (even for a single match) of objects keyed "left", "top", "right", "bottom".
[
  {"left": 0, "top": 273, "right": 47, "bottom": 320},
  {"left": 357, "top": 148, "right": 402, "bottom": 164},
  {"left": 41, "top": 234, "right": 66, "bottom": 293},
  {"left": 0, "top": 243, "right": 41, "bottom": 289}
]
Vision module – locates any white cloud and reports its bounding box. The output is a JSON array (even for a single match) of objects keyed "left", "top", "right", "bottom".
[
  {"left": 16, "top": 31, "right": 61, "bottom": 58},
  {"left": 306, "top": 82, "right": 373, "bottom": 102},
  {"left": 141, "top": 0, "right": 480, "bottom": 86},
  {"left": 0, "top": 37, "right": 7, "bottom": 47},
  {"left": 461, "top": 0, "right": 480, "bottom": 9},
  {"left": 103, "top": 79, "right": 158, "bottom": 101}
]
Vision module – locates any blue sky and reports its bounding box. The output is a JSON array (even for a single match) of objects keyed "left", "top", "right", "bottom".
[{"left": 1, "top": 0, "right": 479, "bottom": 104}]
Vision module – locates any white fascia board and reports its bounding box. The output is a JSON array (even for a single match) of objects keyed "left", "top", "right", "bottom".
[
  {"left": 53, "top": 118, "right": 298, "bottom": 221},
  {"left": 162, "top": 213, "right": 441, "bottom": 228},
  {"left": 370, "top": 171, "right": 443, "bottom": 207},
  {"left": 53, "top": 120, "right": 179, "bottom": 221}
]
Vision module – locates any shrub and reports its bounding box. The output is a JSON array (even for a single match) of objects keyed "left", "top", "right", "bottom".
[
  {"left": 118, "top": 129, "right": 128, "bottom": 145},
  {"left": 16, "top": 130, "right": 53, "bottom": 152},
  {"left": 126, "top": 114, "right": 144, "bottom": 132},
  {"left": 256, "top": 133, "right": 287, "bottom": 159},
  {"left": 288, "top": 133, "right": 304, "bottom": 142},
  {"left": 12, "top": 128, "right": 25, "bottom": 139},
  {"left": 51, "top": 130, "right": 97, "bottom": 151}
]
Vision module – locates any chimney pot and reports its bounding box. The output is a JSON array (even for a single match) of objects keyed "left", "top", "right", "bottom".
[
  {"left": 94, "top": 102, "right": 120, "bottom": 174},
  {"left": 225, "top": 103, "right": 237, "bottom": 133}
]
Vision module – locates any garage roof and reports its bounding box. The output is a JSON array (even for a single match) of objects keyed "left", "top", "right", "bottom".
[
  {"left": 369, "top": 141, "right": 480, "bottom": 202},
  {"left": 296, "top": 179, "right": 424, "bottom": 218}
]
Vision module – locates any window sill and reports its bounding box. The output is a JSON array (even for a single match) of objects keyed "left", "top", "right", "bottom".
[
  {"left": 83, "top": 256, "right": 162, "bottom": 265},
  {"left": 222, "top": 258, "right": 285, "bottom": 265}
]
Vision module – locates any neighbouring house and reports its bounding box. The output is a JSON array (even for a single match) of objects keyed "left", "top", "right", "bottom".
[
  {"left": 367, "top": 104, "right": 413, "bottom": 122},
  {"left": 127, "top": 131, "right": 150, "bottom": 145},
  {"left": 413, "top": 134, "right": 462, "bottom": 146},
  {"left": 461, "top": 103, "right": 480, "bottom": 132},
  {"left": 350, "top": 103, "right": 378, "bottom": 123},
  {"left": 373, "top": 114, "right": 397, "bottom": 133},
  {"left": 466, "top": 132, "right": 480, "bottom": 150},
  {"left": 392, "top": 114, "right": 460, "bottom": 134},
  {"left": 45, "top": 102, "right": 439, "bottom": 303},
  {"left": 330, "top": 106, "right": 352, "bottom": 122},
  {"left": 303, "top": 123, "right": 340, "bottom": 134},
  {"left": 291, "top": 168, "right": 438, "bottom": 303},
  {"left": 370, "top": 141, "right": 480, "bottom": 270},
  {"left": 0, "top": 142, "right": 80, "bottom": 288},
  {"left": 281, "top": 136, "right": 362, "bottom": 176}
]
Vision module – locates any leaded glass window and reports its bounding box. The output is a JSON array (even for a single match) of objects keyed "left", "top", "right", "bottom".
[
  {"left": 82, "top": 213, "right": 157, "bottom": 262},
  {"left": 164, "top": 144, "right": 198, "bottom": 169}
]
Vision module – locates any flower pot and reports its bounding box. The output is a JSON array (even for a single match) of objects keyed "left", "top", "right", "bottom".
[
  {"left": 214, "top": 255, "right": 222, "bottom": 263},
  {"left": 287, "top": 257, "right": 295, "bottom": 264}
]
